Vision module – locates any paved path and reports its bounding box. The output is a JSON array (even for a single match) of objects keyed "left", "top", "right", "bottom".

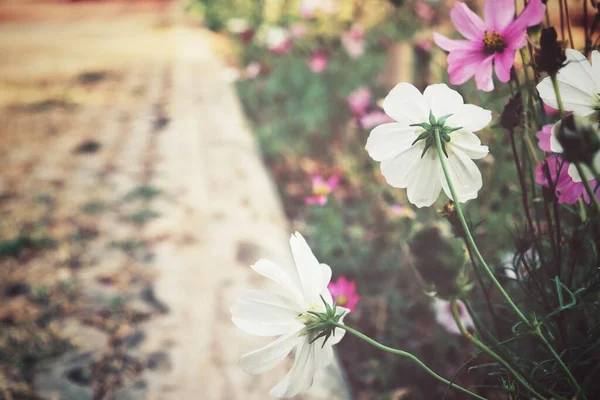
[{"left": 0, "top": 1, "right": 347, "bottom": 399}]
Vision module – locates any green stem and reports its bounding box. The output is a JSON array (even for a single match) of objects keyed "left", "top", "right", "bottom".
[
  {"left": 576, "top": 163, "right": 600, "bottom": 215},
  {"left": 433, "top": 129, "right": 529, "bottom": 324},
  {"left": 450, "top": 301, "right": 548, "bottom": 400},
  {"left": 551, "top": 75, "right": 566, "bottom": 119},
  {"left": 332, "top": 322, "right": 487, "bottom": 400},
  {"left": 433, "top": 129, "right": 585, "bottom": 397}
]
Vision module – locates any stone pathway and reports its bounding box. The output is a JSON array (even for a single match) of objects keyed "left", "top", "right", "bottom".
[{"left": 0, "top": 1, "right": 347, "bottom": 399}]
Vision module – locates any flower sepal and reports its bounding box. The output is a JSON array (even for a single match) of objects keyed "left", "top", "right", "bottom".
[{"left": 303, "top": 295, "right": 346, "bottom": 348}]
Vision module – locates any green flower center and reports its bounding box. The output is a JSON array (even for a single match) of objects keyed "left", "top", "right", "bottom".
[
  {"left": 410, "top": 111, "right": 462, "bottom": 158},
  {"left": 483, "top": 30, "right": 507, "bottom": 55}
]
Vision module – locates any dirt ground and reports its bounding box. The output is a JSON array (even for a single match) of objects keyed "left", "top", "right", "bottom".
[{"left": 0, "top": 1, "right": 348, "bottom": 399}]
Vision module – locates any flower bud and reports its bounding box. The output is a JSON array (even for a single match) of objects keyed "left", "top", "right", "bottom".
[
  {"left": 533, "top": 27, "right": 567, "bottom": 76},
  {"left": 500, "top": 94, "right": 523, "bottom": 131},
  {"left": 556, "top": 114, "right": 600, "bottom": 165},
  {"left": 408, "top": 222, "right": 471, "bottom": 298}
]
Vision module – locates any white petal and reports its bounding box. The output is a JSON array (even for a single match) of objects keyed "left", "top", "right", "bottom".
[
  {"left": 251, "top": 259, "right": 305, "bottom": 308},
  {"left": 549, "top": 121, "right": 564, "bottom": 152},
  {"left": 380, "top": 143, "right": 424, "bottom": 188},
  {"left": 269, "top": 337, "right": 316, "bottom": 398},
  {"left": 423, "top": 84, "right": 464, "bottom": 118},
  {"left": 406, "top": 149, "right": 442, "bottom": 208},
  {"left": 439, "top": 148, "right": 483, "bottom": 203},
  {"left": 592, "top": 50, "right": 600, "bottom": 85},
  {"left": 450, "top": 131, "right": 489, "bottom": 159},
  {"left": 382, "top": 82, "right": 429, "bottom": 125},
  {"left": 365, "top": 123, "right": 418, "bottom": 161},
  {"left": 290, "top": 232, "right": 327, "bottom": 303},
  {"left": 231, "top": 290, "right": 304, "bottom": 336},
  {"left": 537, "top": 50, "right": 598, "bottom": 116},
  {"left": 239, "top": 329, "right": 301, "bottom": 375},
  {"left": 446, "top": 104, "right": 492, "bottom": 132}
]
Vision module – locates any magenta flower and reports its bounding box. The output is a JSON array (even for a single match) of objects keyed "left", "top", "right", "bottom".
[
  {"left": 434, "top": 0, "right": 545, "bottom": 91},
  {"left": 347, "top": 87, "right": 372, "bottom": 117},
  {"left": 308, "top": 50, "right": 328, "bottom": 73},
  {"left": 535, "top": 155, "right": 600, "bottom": 204},
  {"left": 328, "top": 276, "right": 360, "bottom": 311},
  {"left": 342, "top": 26, "right": 365, "bottom": 59},
  {"left": 536, "top": 124, "right": 553, "bottom": 152},
  {"left": 305, "top": 175, "right": 339, "bottom": 205}
]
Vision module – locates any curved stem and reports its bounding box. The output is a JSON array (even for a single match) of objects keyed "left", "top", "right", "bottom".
[
  {"left": 332, "top": 322, "right": 487, "bottom": 400},
  {"left": 434, "top": 129, "right": 585, "bottom": 396},
  {"left": 576, "top": 163, "right": 600, "bottom": 215},
  {"left": 433, "top": 129, "right": 529, "bottom": 324},
  {"left": 450, "top": 301, "right": 548, "bottom": 400}
]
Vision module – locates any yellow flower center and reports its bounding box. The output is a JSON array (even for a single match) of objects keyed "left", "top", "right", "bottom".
[
  {"left": 483, "top": 30, "right": 507, "bottom": 55},
  {"left": 336, "top": 295, "right": 348, "bottom": 306},
  {"left": 313, "top": 184, "right": 330, "bottom": 196}
]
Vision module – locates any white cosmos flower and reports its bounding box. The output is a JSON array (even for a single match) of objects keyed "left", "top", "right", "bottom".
[
  {"left": 231, "top": 232, "right": 348, "bottom": 398},
  {"left": 432, "top": 298, "right": 474, "bottom": 335},
  {"left": 536, "top": 49, "right": 600, "bottom": 181},
  {"left": 366, "top": 83, "right": 491, "bottom": 208}
]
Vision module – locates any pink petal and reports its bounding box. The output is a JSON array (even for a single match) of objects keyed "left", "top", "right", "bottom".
[
  {"left": 450, "top": 2, "right": 486, "bottom": 41},
  {"left": 475, "top": 55, "right": 495, "bottom": 91},
  {"left": 447, "top": 49, "right": 487, "bottom": 85},
  {"left": 536, "top": 124, "right": 553, "bottom": 152},
  {"left": 433, "top": 32, "right": 478, "bottom": 52},
  {"left": 494, "top": 49, "right": 516, "bottom": 82},
  {"left": 484, "top": 0, "right": 515, "bottom": 31},
  {"left": 326, "top": 175, "right": 339, "bottom": 189},
  {"left": 504, "top": 0, "right": 545, "bottom": 45}
]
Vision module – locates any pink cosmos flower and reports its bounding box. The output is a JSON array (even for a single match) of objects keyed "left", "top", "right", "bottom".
[
  {"left": 359, "top": 111, "right": 394, "bottom": 129},
  {"left": 290, "top": 23, "right": 308, "bottom": 38},
  {"left": 347, "top": 87, "right": 372, "bottom": 117},
  {"left": 305, "top": 175, "right": 339, "bottom": 205},
  {"left": 308, "top": 51, "right": 328, "bottom": 73},
  {"left": 433, "top": 0, "right": 545, "bottom": 91},
  {"left": 245, "top": 62, "right": 261, "bottom": 78},
  {"left": 536, "top": 124, "right": 553, "bottom": 152},
  {"left": 432, "top": 298, "right": 474, "bottom": 335},
  {"left": 327, "top": 276, "right": 360, "bottom": 311},
  {"left": 415, "top": 0, "right": 434, "bottom": 24},
  {"left": 264, "top": 26, "right": 292, "bottom": 54},
  {"left": 391, "top": 204, "right": 417, "bottom": 220},
  {"left": 535, "top": 155, "right": 600, "bottom": 204},
  {"left": 342, "top": 26, "right": 366, "bottom": 59}
]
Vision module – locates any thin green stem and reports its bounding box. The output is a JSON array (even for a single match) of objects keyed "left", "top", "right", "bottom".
[
  {"left": 450, "top": 301, "right": 548, "bottom": 400},
  {"left": 576, "top": 163, "right": 600, "bottom": 215},
  {"left": 332, "top": 322, "right": 487, "bottom": 400},
  {"left": 551, "top": 75, "right": 566, "bottom": 119},
  {"left": 434, "top": 129, "right": 584, "bottom": 396},
  {"left": 433, "top": 129, "right": 529, "bottom": 324}
]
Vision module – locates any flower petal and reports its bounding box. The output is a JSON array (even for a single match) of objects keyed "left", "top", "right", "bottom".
[
  {"left": 231, "top": 290, "right": 304, "bottom": 336},
  {"left": 290, "top": 232, "right": 327, "bottom": 303},
  {"left": 447, "top": 49, "right": 487, "bottom": 86},
  {"left": 406, "top": 149, "right": 443, "bottom": 208},
  {"left": 423, "top": 84, "right": 464, "bottom": 117},
  {"left": 380, "top": 142, "right": 424, "bottom": 188},
  {"left": 504, "top": 0, "right": 545, "bottom": 43},
  {"left": 269, "top": 337, "right": 316, "bottom": 398},
  {"left": 484, "top": 0, "right": 515, "bottom": 31},
  {"left": 365, "top": 123, "right": 418, "bottom": 161},
  {"left": 433, "top": 33, "right": 477, "bottom": 52},
  {"left": 450, "top": 131, "right": 489, "bottom": 159},
  {"left": 592, "top": 50, "right": 600, "bottom": 84},
  {"left": 446, "top": 104, "right": 492, "bottom": 132},
  {"left": 494, "top": 49, "right": 516, "bottom": 83},
  {"left": 382, "top": 82, "right": 429, "bottom": 124},
  {"left": 549, "top": 121, "right": 564, "bottom": 152},
  {"left": 450, "top": 2, "right": 485, "bottom": 41},
  {"left": 239, "top": 329, "right": 301, "bottom": 375},
  {"left": 251, "top": 259, "right": 305, "bottom": 308},
  {"left": 474, "top": 55, "right": 495, "bottom": 91},
  {"left": 439, "top": 148, "right": 483, "bottom": 203}
]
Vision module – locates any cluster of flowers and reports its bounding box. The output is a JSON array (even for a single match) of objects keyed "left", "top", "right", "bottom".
[{"left": 231, "top": 0, "right": 600, "bottom": 397}]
